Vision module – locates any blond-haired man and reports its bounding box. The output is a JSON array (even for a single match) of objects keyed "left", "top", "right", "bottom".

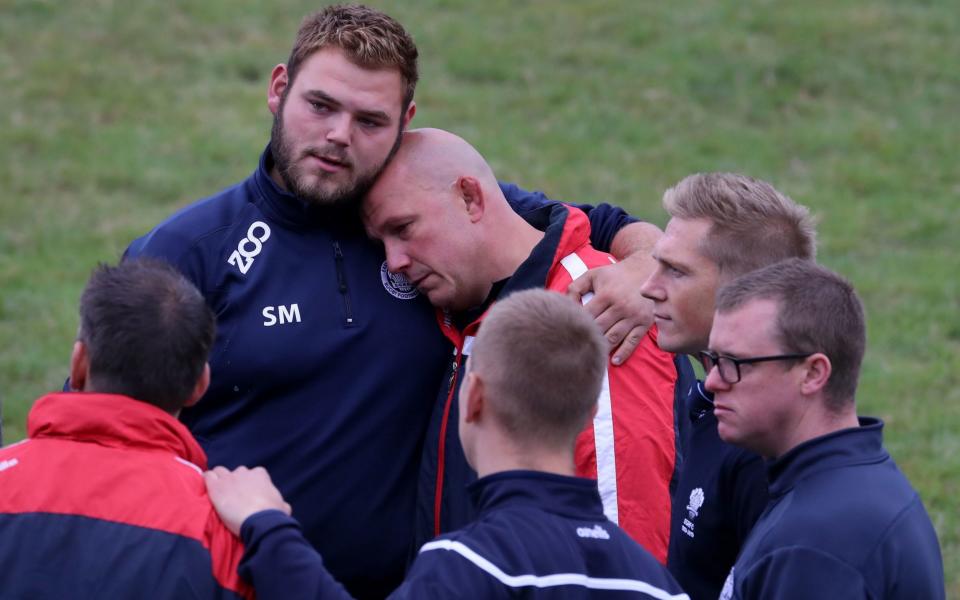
[{"left": 639, "top": 172, "right": 815, "bottom": 599}]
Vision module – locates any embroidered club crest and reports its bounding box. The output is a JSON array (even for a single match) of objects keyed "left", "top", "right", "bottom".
[
  {"left": 380, "top": 261, "right": 419, "bottom": 300},
  {"left": 687, "top": 487, "right": 705, "bottom": 519}
]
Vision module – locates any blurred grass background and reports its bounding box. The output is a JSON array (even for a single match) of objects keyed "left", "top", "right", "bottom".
[{"left": 1, "top": 0, "right": 956, "bottom": 592}]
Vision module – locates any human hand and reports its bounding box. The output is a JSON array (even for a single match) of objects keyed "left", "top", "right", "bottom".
[
  {"left": 567, "top": 254, "right": 655, "bottom": 366},
  {"left": 204, "top": 465, "right": 292, "bottom": 535}
]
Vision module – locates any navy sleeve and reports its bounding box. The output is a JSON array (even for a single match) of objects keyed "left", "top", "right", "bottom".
[
  {"left": 732, "top": 547, "right": 868, "bottom": 599},
  {"left": 239, "top": 510, "right": 354, "bottom": 600},
  {"left": 728, "top": 449, "right": 769, "bottom": 546},
  {"left": 499, "top": 182, "right": 639, "bottom": 253}
]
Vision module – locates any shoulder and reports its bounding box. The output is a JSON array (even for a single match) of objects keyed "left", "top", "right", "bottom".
[
  {"left": 730, "top": 546, "right": 867, "bottom": 600},
  {"left": 126, "top": 178, "right": 261, "bottom": 264}
]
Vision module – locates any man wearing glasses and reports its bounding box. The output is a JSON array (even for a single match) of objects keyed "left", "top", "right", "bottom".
[
  {"left": 707, "top": 259, "right": 943, "bottom": 599},
  {"left": 639, "top": 172, "right": 815, "bottom": 600}
]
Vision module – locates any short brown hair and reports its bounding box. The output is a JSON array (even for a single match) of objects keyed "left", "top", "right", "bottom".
[
  {"left": 715, "top": 258, "right": 865, "bottom": 411},
  {"left": 79, "top": 259, "right": 216, "bottom": 414},
  {"left": 664, "top": 173, "right": 817, "bottom": 279},
  {"left": 468, "top": 289, "right": 607, "bottom": 450},
  {"left": 287, "top": 5, "right": 419, "bottom": 109}
]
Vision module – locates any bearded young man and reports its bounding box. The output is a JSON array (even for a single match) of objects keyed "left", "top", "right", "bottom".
[{"left": 120, "top": 6, "right": 661, "bottom": 597}]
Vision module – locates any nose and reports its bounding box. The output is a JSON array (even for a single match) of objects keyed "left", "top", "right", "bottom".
[
  {"left": 384, "top": 240, "right": 411, "bottom": 274},
  {"left": 704, "top": 362, "right": 730, "bottom": 394},
  {"left": 639, "top": 270, "right": 664, "bottom": 302},
  {"left": 326, "top": 113, "right": 351, "bottom": 147}
]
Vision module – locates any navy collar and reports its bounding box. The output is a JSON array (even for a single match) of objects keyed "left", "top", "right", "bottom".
[
  {"left": 455, "top": 203, "right": 567, "bottom": 323},
  {"left": 765, "top": 416, "right": 887, "bottom": 498},
  {"left": 687, "top": 379, "right": 714, "bottom": 422},
  {"left": 250, "top": 145, "right": 365, "bottom": 232},
  {"left": 468, "top": 470, "right": 607, "bottom": 521},
  {"left": 498, "top": 203, "right": 568, "bottom": 297}
]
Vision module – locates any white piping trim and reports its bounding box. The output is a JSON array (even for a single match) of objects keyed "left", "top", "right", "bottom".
[
  {"left": 174, "top": 456, "right": 203, "bottom": 475},
  {"left": 559, "top": 251, "right": 618, "bottom": 524},
  {"left": 560, "top": 253, "right": 595, "bottom": 305},
  {"left": 420, "top": 539, "right": 689, "bottom": 598},
  {"left": 560, "top": 252, "right": 589, "bottom": 280},
  {"left": 593, "top": 369, "right": 618, "bottom": 524}
]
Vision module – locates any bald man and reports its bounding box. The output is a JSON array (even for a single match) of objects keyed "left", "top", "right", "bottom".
[{"left": 363, "top": 128, "right": 694, "bottom": 561}]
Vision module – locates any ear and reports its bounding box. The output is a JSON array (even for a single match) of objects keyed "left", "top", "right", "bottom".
[
  {"left": 267, "top": 64, "right": 289, "bottom": 115},
  {"left": 798, "top": 352, "right": 832, "bottom": 396},
  {"left": 457, "top": 176, "right": 485, "bottom": 223},
  {"left": 463, "top": 371, "right": 486, "bottom": 424},
  {"left": 184, "top": 363, "right": 211, "bottom": 408},
  {"left": 69, "top": 341, "right": 89, "bottom": 392},
  {"left": 400, "top": 100, "right": 416, "bottom": 130}
]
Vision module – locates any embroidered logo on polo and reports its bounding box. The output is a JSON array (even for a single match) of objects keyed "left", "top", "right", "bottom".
[
  {"left": 682, "top": 487, "right": 705, "bottom": 538},
  {"left": 380, "top": 261, "right": 419, "bottom": 300}
]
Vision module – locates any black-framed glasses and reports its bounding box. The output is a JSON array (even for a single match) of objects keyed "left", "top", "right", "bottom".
[{"left": 698, "top": 350, "right": 813, "bottom": 384}]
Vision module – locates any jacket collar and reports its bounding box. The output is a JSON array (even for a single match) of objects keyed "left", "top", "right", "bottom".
[
  {"left": 504, "top": 203, "right": 587, "bottom": 296},
  {"left": 249, "top": 145, "right": 365, "bottom": 232},
  {"left": 765, "top": 416, "right": 886, "bottom": 498},
  {"left": 687, "top": 379, "right": 714, "bottom": 422},
  {"left": 27, "top": 392, "right": 208, "bottom": 469},
  {"left": 468, "top": 470, "right": 607, "bottom": 521}
]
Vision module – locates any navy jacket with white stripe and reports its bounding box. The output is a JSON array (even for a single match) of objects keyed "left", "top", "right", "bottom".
[{"left": 238, "top": 470, "right": 689, "bottom": 599}]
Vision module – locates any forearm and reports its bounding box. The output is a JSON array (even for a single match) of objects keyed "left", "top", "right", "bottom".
[{"left": 239, "top": 510, "right": 355, "bottom": 600}]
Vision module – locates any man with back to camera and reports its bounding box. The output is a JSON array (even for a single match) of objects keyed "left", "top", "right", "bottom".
[
  {"left": 205, "top": 289, "right": 691, "bottom": 599},
  {"left": 637, "top": 172, "right": 816, "bottom": 599},
  {"left": 361, "top": 127, "right": 695, "bottom": 561},
  {"left": 706, "top": 258, "right": 944, "bottom": 598},
  {"left": 119, "top": 5, "right": 664, "bottom": 597},
  {"left": 0, "top": 259, "right": 251, "bottom": 599}
]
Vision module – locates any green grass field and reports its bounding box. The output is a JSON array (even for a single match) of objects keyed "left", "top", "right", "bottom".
[{"left": 2, "top": 0, "right": 957, "bottom": 593}]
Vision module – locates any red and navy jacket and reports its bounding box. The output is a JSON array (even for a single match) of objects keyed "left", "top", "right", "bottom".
[
  {"left": 237, "top": 471, "right": 690, "bottom": 599},
  {"left": 0, "top": 392, "right": 251, "bottom": 599},
  {"left": 415, "top": 203, "right": 694, "bottom": 562}
]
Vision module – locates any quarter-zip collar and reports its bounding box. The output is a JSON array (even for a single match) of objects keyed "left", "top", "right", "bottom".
[
  {"left": 468, "top": 470, "right": 608, "bottom": 521},
  {"left": 250, "top": 145, "right": 365, "bottom": 233},
  {"left": 765, "top": 416, "right": 886, "bottom": 499}
]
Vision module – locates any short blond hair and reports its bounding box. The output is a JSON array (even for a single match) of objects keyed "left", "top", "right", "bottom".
[
  {"left": 469, "top": 290, "right": 607, "bottom": 450},
  {"left": 287, "top": 5, "right": 419, "bottom": 109},
  {"left": 664, "top": 173, "right": 816, "bottom": 279}
]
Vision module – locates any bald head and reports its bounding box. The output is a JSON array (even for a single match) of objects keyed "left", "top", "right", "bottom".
[
  {"left": 378, "top": 128, "right": 499, "bottom": 193},
  {"left": 362, "top": 128, "right": 544, "bottom": 311}
]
